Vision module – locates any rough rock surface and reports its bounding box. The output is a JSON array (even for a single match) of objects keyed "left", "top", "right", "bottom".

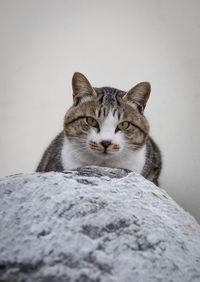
[{"left": 0, "top": 166, "right": 200, "bottom": 282}]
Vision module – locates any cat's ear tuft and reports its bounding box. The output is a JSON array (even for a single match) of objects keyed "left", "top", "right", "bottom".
[
  {"left": 122, "top": 82, "right": 151, "bottom": 111},
  {"left": 72, "top": 72, "right": 97, "bottom": 105}
]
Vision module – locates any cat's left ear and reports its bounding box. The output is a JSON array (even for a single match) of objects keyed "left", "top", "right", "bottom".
[
  {"left": 122, "top": 82, "right": 151, "bottom": 112},
  {"left": 72, "top": 72, "right": 97, "bottom": 105}
]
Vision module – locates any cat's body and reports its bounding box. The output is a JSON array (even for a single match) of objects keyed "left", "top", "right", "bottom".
[{"left": 37, "top": 74, "right": 161, "bottom": 185}]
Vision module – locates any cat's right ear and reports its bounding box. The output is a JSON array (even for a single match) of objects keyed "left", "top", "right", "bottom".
[
  {"left": 122, "top": 82, "right": 151, "bottom": 112},
  {"left": 72, "top": 72, "right": 97, "bottom": 105}
]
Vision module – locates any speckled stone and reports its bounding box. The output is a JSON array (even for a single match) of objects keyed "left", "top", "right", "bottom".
[{"left": 0, "top": 166, "right": 200, "bottom": 282}]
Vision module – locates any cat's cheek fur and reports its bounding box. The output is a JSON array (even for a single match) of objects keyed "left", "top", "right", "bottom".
[
  {"left": 61, "top": 135, "right": 147, "bottom": 174},
  {"left": 61, "top": 137, "right": 84, "bottom": 169}
]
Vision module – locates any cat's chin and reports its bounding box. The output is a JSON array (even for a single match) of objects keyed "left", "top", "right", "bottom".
[
  {"left": 89, "top": 149, "right": 118, "bottom": 160},
  {"left": 101, "top": 152, "right": 113, "bottom": 159}
]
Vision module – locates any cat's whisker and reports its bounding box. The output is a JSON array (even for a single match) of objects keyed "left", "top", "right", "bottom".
[
  {"left": 73, "top": 148, "right": 90, "bottom": 161},
  {"left": 69, "top": 145, "right": 89, "bottom": 155},
  {"left": 70, "top": 139, "right": 87, "bottom": 145},
  {"left": 73, "top": 152, "right": 82, "bottom": 161},
  {"left": 123, "top": 142, "right": 142, "bottom": 151},
  {"left": 69, "top": 136, "right": 86, "bottom": 141}
]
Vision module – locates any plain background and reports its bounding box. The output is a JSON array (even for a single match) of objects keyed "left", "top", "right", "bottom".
[{"left": 0, "top": 0, "right": 200, "bottom": 222}]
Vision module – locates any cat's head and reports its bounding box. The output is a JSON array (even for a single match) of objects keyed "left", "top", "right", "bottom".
[{"left": 64, "top": 72, "right": 150, "bottom": 160}]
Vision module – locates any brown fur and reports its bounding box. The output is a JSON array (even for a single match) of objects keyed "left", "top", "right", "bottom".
[
  {"left": 36, "top": 72, "right": 162, "bottom": 186},
  {"left": 36, "top": 132, "right": 64, "bottom": 172}
]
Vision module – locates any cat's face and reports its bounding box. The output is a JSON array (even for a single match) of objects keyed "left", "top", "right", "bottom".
[{"left": 64, "top": 72, "right": 150, "bottom": 160}]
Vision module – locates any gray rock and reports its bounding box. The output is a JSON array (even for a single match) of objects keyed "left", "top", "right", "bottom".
[{"left": 0, "top": 166, "right": 200, "bottom": 282}]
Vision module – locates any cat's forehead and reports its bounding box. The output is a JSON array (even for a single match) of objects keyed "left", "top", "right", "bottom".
[
  {"left": 76, "top": 86, "right": 137, "bottom": 122},
  {"left": 95, "top": 87, "right": 125, "bottom": 106},
  {"left": 89, "top": 87, "right": 123, "bottom": 121}
]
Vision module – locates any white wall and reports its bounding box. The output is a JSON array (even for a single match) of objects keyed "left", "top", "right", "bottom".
[{"left": 0, "top": 0, "right": 200, "bottom": 222}]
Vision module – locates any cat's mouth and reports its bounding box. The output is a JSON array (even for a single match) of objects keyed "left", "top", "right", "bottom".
[{"left": 88, "top": 141, "right": 120, "bottom": 156}]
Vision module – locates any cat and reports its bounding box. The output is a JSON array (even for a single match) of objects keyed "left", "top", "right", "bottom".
[{"left": 36, "top": 72, "right": 162, "bottom": 185}]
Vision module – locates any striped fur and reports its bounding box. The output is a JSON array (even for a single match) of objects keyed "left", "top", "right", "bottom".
[
  {"left": 36, "top": 132, "right": 64, "bottom": 172},
  {"left": 36, "top": 73, "right": 162, "bottom": 185},
  {"left": 142, "top": 137, "right": 162, "bottom": 186}
]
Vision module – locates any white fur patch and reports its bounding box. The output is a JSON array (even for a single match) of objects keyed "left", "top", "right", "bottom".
[
  {"left": 88, "top": 111, "right": 124, "bottom": 150},
  {"left": 61, "top": 111, "right": 146, "bottom": 174}
]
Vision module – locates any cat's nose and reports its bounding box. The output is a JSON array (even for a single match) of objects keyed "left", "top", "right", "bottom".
[{"left": 101, "top": 140, "right": 111, "bottom": 149}]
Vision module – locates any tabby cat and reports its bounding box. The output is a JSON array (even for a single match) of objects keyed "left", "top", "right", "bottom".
[{"left": 36, "top": 72, "right": 161, "bottom": 185}]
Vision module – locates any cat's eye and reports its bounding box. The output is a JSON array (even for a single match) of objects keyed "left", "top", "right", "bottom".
[
  {"left": 86, "top": 117, "right": 98, "bottom": 128},
  {"left": 117, "top": 121, "right": 130, "bottom": 131}
]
